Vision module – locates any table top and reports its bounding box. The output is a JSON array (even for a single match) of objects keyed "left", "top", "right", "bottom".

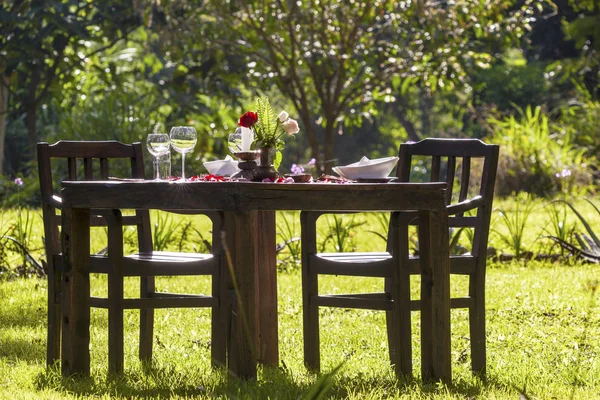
[{"left": 60, "top": 180, "right": 448, "bottom": 212}]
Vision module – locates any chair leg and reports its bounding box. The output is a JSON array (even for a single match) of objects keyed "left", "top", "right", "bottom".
[
  {"left": 46, "top": 264, "right": 61, "bottom": 366},
  {"left": 385, "top": 279, "right": 396, "bottom": 365},
  {"left": 469, "top": 275, "right": 486, "bottom": 375},
  {"left": 386, "top": 271, "right": 413, "bottom": 374},
  {"left": 302, "top": 268, "right": 320, "bottom": 372},
  {"left": 139, "top": 276, "right": 155, "bottom": 362},
  {"left": 211, "top": 262, "right": 228, "bottom": 368},
  {"left": 108, "top": 272, "right": 124, "bottom": 374},
  {"left": 387, "top": 214, "right": 413, "bottom": 377}
]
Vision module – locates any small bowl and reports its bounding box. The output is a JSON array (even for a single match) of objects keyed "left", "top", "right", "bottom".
[
  {"left": 233, "top": 151, "right": 260, "bottom": 161},
  {"left": 285, "top": 173, "right": 313, "bottom": 183}
]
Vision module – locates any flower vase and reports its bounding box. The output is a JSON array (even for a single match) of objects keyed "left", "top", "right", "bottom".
[
  {"left": 253, "top": 147, "right": 279, "bottom": 181},
  {"left": 230, "top": 151, "right": 260, "bottom": 181}
]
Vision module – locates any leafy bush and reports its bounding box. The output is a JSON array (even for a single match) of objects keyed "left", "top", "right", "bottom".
[
  {"left": 487, "top": 106, "right": 595, "bottom": 197},
  {"left": 558, "top": 86, "right": 600, "bottom": 162},
  {"left": 473, "top": 56, "right": 549, "bottom": 113},
  {"left": 492, "top": 192, "right": 539, "bottom": 259},
  {"left": 548, "top": 199, "right": 600, "bottom": 262}
]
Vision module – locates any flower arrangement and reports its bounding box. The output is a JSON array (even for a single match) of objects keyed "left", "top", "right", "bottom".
[{"left": 238, "top": 97, "right": 300, "bottom": 150}]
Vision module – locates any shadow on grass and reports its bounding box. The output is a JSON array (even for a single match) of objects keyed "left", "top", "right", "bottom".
[
  {"left": 0, "top": 333, "right": 45, "bottom": 362},
  {"left": 0, "top": 304, "right": 45, "bottom": 329},
  {"left": 34, "top": 360, "right": 510, "bottom": 399}
]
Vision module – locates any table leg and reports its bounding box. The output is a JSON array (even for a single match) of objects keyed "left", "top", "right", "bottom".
[
  {"left": 418, "top": 209, "right": 451, "bottom": 382},
  {"left": 61, "top": 208, "right": 91, "bottom": 376},
  {"left": 255, "top": 211, "right": 279, "bottom": 366},
  {"left": 224, "top": 211, "right": 258, "bottom": 379}
]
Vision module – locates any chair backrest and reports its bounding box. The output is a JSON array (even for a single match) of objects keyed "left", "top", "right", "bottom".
[
  {"left": 37, "top": 140, "right": 153, "bottom": 265},
  {"left": 396, "top": 138, "right": 499, "bottom": 258}
]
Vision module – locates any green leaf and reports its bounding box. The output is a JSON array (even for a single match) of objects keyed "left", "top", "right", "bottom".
[{"left": 274, "top": 150, "right": 283, "bottom": 170}]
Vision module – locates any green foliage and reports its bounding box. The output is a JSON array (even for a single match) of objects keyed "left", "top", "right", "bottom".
[
  {"left": 557, "top": 84, "right": 600, "bottom": 160},
  {"left": 319, "top": 214, "right": 366, "bottom": 253},
  {"left": 493, "top": 193, "right": 539, "bottom": 259},
  {"left": 367, "top": 212, "right": 390, "bottom": 245},
  {"left": 487, "top": 105, "right": 595, "bottom": 197},
  {"left": 1, "top": 0, "right": 143, "bottom": 156},
  {"left": 253, "top": 97, "right": 278, "bottom": 148},
  {"left": 542, "top": 200, "right": 576, "bottom": 256},
  {"left": 275, "top": 212, "right": 301, "bottom": 272},
  {"left": 473, "top": 57, "right": 549, "bottom": 112},
  {"left": 548, "top": 199, "right": 600, "bottom": 262},
  {"left": 207, "top": 0, "right": 542, "bottom": 166}
]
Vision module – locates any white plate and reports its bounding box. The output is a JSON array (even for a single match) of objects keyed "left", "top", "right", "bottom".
[
  {"left": 203, "top": 156, "right": 240, "bottom": 176},
  {"left": 333, "top": 156, "right": 399, "bottom": 180}
]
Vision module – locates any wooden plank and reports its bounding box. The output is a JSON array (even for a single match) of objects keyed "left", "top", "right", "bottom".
[
  {"left": 236, "top": 182, "right": 448, "bottom": 212},
  {"left": 61, "top": 208, "right": 91, "bottom": 376},
  {"left": 391, "top": 212, "right": 413, "bottom": 377},
  {"left": 62, "top": 181, "right": 237, "bottom": 211},
  {"left": 301, "top": 211, "right": 320, "bottom": 372},
  {"left": 418, "top": 210, "right": 433, "bottom": 381},
  {"left": 107, "top": 209, "right": 124, "bottom": 374},
  {"left": 427, "top": 209, "right": 451, "bottom": 382},
  {"left": 255, "top": 211, "right": 279, "bottom": 366},
  {"left": 314, "top": 294, "right": 391, "bottom": 310},
  {"left": 61, "top": 181, "right": 447, "bottom": 212},
  {"left": 225, "top": 211, "right": 257, "bottom": 379}
]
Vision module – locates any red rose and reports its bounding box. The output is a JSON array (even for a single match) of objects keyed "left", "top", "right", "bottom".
[{"left": 238, "top": 111, "right": 258, "bottom": 128}]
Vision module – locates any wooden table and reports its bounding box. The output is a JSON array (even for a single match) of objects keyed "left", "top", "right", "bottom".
[{"left": 60, "top": 180, "right": 451, "bottom": 381}]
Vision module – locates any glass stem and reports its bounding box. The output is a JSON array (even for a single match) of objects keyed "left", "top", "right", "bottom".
[
  {"left": 153, "top": 157, "right": 159, "bottom": 180},
  {"left": 181, "top": 153, "right": 186, "bottom": 181}
]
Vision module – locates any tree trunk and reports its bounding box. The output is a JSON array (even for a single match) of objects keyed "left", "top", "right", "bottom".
[
  {"left": 26, "top": 102, "right": 38, "bottom": 163},
  {"left": 420, "top": 89, "right": 434, "bottom": 138},
  {"left": 0, "top": 74, "right": 8, "bottom": 176},
  {"left": 294, "top": 106, "right": 321, "bottom": 172},
  {"left": 392, "top": 105, "right": 421, "bottom": 142},
  {"left": 26, "top": 67, "right": 40, "bottom": 162},
  {"left": 322, "top": 118, "right": 335, "bottom": 173}
]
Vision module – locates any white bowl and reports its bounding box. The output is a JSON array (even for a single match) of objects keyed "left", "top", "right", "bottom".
[
  {"left": 203, "top": 157, "right": 240, "bottom": 176},
  {"left": 333, "top": 156, "right": 399, "bottom": 180}
]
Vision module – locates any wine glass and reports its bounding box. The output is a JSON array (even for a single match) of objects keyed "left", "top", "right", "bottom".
[
  {"left": 169, "top": 126, "right": 197, "bottom": 181},
  {"left": 228, "top": 127, "right": 243, "bottom": 155},
  {"left": 146, "top": 133, "right": 171, "bottom": 180}
]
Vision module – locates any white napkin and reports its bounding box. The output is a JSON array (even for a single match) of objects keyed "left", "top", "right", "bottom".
[
  {"left": 204, "top": 155, "right": 239, "bottom": 176},
  {"left": 333, "top": 156, "right": 399, "bottom": 179}
]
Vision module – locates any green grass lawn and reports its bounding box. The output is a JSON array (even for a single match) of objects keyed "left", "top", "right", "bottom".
[
  {"left": 1, "top": 201, "right": 600, "bottom": 398},
  {"left": 0, "top": 260, "right": 599, "bottom": 399}
]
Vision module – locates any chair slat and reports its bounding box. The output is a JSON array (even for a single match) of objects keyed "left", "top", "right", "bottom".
[
  {"left": 431, "top": 156, "right": 441, "bottom": 181},
  {"left": 84, "top": 158, "right": 93, "bottom": 180},
  {"left": 68, "top": 158, "right": 77, "bottom": 180},
  {"left": 100, "top": 158, "right": 109, "bottom": 179},
  {"left": 459, "top": 157, "right": 471, "bottom": 202},
  {"left": 445, "top": 156, "right": 456, "bottom": 204}
]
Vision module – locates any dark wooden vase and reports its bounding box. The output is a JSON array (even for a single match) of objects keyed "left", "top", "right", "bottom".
[
  {"left": 253, "top": 147, "right": 279, "bottom": 182},
  {"left": 230, "top": 151, "right": 260, "bottom": 180}
]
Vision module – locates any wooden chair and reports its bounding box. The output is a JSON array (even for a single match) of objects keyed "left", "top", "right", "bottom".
[
  {"left": 37, "top": 140, "right": 227, "bottom": 373},
  {"left": 301, "top": 138, "right": 499, "bottom": 377}
]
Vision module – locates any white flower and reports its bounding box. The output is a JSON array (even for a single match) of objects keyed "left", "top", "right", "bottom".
[
  {"left": 282, "top": 118, "right": 300, "bottom": 135},
  {"left": 278, "top": 111, "right": 289, "bottom": 122}
]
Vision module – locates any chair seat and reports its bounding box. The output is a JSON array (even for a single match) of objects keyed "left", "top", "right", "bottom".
[
  {"left": 312, "top": 252, "right": 392, "bottom": 277},
  {"left": 316, "top": 252, "right": 392, "bottom": 263},
  {"left": 315, "top": 252, "right": 478, "bottom": 275},
  {"left": 128, "top": 251, "right": 214, "bottom": 263},
  {"left": 89, "top": 251, "right": 216, "bottom": 276}
]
